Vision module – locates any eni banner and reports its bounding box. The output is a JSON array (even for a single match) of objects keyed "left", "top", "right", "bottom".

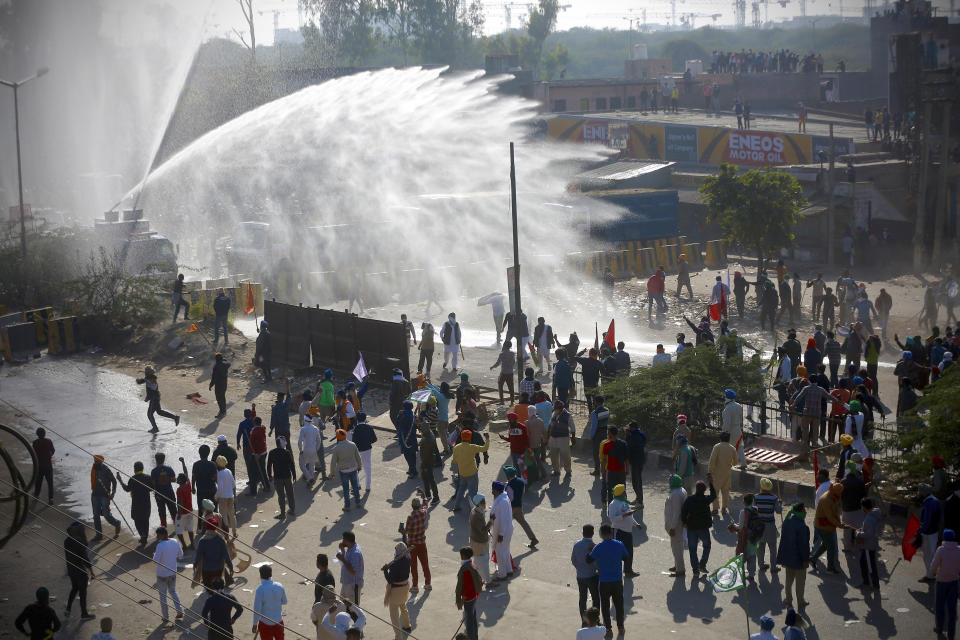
[{"left": 697, "top": 129, "right": 812, "bottom": 166}]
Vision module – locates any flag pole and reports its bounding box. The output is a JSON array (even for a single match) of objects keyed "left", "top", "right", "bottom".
[{"left": 743, "top": 558, "right": 752, "bottom": 640}]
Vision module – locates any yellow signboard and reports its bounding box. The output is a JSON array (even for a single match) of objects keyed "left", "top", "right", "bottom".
[{"left": 697, "top": 128, "right": 812, "bottom": 166}]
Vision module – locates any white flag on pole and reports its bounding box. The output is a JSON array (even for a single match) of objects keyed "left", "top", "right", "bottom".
[
  {"left": 410, "top": 388, "right": 433, "bottom": 404},
  {"left": 353, "top": 353, "right": 368, "bottom": 382}
]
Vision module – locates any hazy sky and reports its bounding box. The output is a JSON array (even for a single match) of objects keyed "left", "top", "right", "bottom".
[{"left": 206, "top": 0, "right": 957, "bottom": 45}]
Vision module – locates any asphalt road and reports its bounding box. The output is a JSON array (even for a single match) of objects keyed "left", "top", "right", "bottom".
[{"left": 0, "top": 359, "right": 937, "bottom": 640}]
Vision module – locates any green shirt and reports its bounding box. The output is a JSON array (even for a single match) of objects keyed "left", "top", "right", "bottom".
[{"left": 318, "top": 380, "right": 335, "bottom": 408}]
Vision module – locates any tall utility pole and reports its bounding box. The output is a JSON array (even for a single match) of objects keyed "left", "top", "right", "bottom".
[
  {"left": 827, "top": 123, "right": 836, "bottom": 266},
  {"left": 932, "top": 103, "right": 952, "bottom": 262},
  {"left": 914, "top": 101, "right": 934, "bottom": 272},
  {"left": 509, "top": 143, "right": 523, "bottom": 392},
  {"left": 0, "top": 67, "right": 49, "bottom": 263}
]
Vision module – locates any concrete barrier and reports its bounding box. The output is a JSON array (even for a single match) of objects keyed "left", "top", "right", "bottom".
[
  {"left": 47, "top": 316, "right": 80, "bottom": 355},
  {"left": 23, "top": 307, "right": 54, "bottom": 345},
  {"left": 3, "top": 322, "right": 40, "bottom": 360},
  {"left": 635, "top": 247, "right": 657, "bottom": 275},
  {"left": 680, "top": 243, "right": 705, "bottom": 268},
  {"left": 187, "top": 282, "right": 264, "bottom": 317},
  {"left": 705, "top": 239, "right": 728, "bottom": 269},
  {"left": 654, "top": 243, "right": 686, "bottom": 273}
]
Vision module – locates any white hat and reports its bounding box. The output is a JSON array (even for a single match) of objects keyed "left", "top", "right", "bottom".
[{"left": 217, "top": 434, "right": 227, "bottom": 442}]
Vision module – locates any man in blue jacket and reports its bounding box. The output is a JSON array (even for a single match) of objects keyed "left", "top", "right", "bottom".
[
  {"left": 776, "top": 502, "right": 811, "bottom": 609},
  {"left": 552, "top": 349, "right": 573, "bottom": 405},
  {"left": 587, "top": 523, "right": 628, "bottom": 638}
]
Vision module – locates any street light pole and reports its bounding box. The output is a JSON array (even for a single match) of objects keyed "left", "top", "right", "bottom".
[
  {"left": 1, "top": 67, "right": 49, "bottom": 264},
  {"left": 510, "top": 142, "right": 523, "bottom": 393}
]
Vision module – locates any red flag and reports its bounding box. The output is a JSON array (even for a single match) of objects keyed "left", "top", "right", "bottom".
[
  {"left": 902, "top": 514, "right": 922, "bottom": 561},
  {"left": 604, "top": 319, "right": 616, "bottom": 350},
  {"left": 709, "top": 284, "right": 727, "bottom": 322},
  {"left": 245, "top": 282, "right": 255, "bottom": 315}
]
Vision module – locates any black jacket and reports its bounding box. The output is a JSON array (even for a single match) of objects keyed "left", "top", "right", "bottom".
[
  {"left": 213, "top": 294, "right": 231, "bottom": 317},
  {"left": 211, "top": 361, "right": 229, "bottom": 388},
  {"left": 841, "top": 472, "right": 866, "bottom": 511},
  {"left": 266, "top": 447, "right": 296, "bottom": 480},
  {"left": 681, "top": 483, "right": 716, "bottom": 530}
]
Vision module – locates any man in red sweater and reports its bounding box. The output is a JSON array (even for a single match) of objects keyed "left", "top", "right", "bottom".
[
  {"left": 455, "top": 547, "right": 484, "bottom": 640},
  {"left": 250, "top": 417, "right": 271, "bottom": 493},
  {"left": 499, "top": 412, "right": 530, "bottom": 471},
  {"left": 601, "top": 427, "right": 629, "bottom": 505}
]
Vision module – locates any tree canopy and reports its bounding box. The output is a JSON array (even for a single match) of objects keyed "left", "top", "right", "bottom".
[
  {"left": 603, "top": 346, "right": 765, "bottom": 443},
  {"left": 892, "top": 368, "right": 960, "bottom": 479},
  {"left": 699, "top": 163, "right": 805, "bottom": 271},
  {"left": 300, "top": 0, "right": 484, "bottom": 68}
]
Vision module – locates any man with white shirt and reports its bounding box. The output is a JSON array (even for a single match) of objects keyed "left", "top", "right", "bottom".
[
  {"left": 253, "top": 564, "right": 287, "bottom": 640},
  {"left": 721, "top": 388, "right": 746, "bottom": 466},
  {"left": 215, "top": 455, "right": 237, "bottom": 538},
  {"left": 489, "top": 481, "right": 514, "bottom": 581},
  {"left": 315, "top": 601, "right": 366, "bottom": 640},
  {"left": 298, "top": 415, "right": 322, "bottom": 484},
  {"left": 152, "top": 527, "right": 184, "bottom": 622}
]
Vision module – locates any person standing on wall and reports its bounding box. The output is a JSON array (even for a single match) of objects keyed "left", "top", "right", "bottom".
[
  {"left": 172, "top": 273, "right": 190, "bottom": 323},
  {"left": 213, "top": 288, "right": 231, "bottom": 346}
]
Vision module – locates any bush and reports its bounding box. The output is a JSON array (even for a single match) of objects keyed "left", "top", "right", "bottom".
[
  {"left": 885, "top": 366, "right": 960, "bottom": 479},
  {"left": 0, "top": 233, "right": 168, "bottom": 327},
  {"left": 70, "top": 247, "right": 167, "bottom": 327},
  {"left": 603, "top": 346, "right": 765, "bottom": 444}
]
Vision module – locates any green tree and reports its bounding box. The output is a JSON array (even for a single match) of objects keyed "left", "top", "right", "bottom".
[
  {"left": 890, "top": 368, "right": 960, "bottom": 479},
  {"left": 526, "top": 0, "right": 559, "bottom": 76},
  {"left": 412, "top": 0, "right": 484, "bottom": 67},
  {"left": 542, "top": 42, "right": 569, "bottom": 80},
  {"left": 376, "top": 0, "right": 416, "bottom": 64},
  {"left": 602, "top": 346, "right": 764, "bottom": 443},
  {"left": 302, "top": 0, "right": 379, "bottom": 65},
  {"left": 699, "top": 163, "right": 805, "bottom": 273}
]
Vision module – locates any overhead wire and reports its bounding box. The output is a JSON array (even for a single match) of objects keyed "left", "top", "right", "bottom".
[
  {"left": 12, "top": 525, "right": 215, "bottom": 639},
  {"left": 0, "top": 479, "right": 315, "bottom": 639},
  {"left": 0, "top": 400, "right": 422, "bottom": 638}
]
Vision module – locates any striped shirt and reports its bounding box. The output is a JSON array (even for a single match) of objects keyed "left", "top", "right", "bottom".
[{"left": 753, "top": 492, "right": 781, "bottom": 524}]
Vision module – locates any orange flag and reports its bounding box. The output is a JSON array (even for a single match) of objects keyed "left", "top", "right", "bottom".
[
  {"left": 245, "top": 282, "right": 256, "bottom": 315},
  {"left": 186, "top": 323, "right": 200, "bottom": 333}
]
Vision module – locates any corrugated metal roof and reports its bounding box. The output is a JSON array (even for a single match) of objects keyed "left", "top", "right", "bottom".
[{"left": 576, "top": 161, "right": 674, "bottom": 181}]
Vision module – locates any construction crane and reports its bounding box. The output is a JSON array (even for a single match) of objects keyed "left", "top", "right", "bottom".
[
  {"left": 734, "top": 0, "right": 747, "bottom": 27},
  {"left": 679, "top": 12, "right": 722, "bottom": 28}
]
